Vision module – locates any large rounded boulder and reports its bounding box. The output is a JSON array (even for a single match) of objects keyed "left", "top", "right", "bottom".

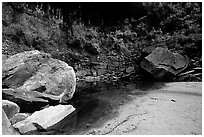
[{"left": 2, "top": 50, "right": 76, "bottom": 103}]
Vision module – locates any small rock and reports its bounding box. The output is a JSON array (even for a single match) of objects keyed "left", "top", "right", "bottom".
[
  {"left": 2, "top": 110, "right": 20, "bottom": 135},
  {"left": 85, "top": 76, "right": 100, "bottom": 82},
  {"left": 87, "top": 130, "right": 97, "bottom": 135},
  {"left": 126, "top": 66, "right": 135, "bottom": 74},
  {"left": 171, "top": 99, "right": 176, "bottom": 102},
  {"left": 76, "top": 70, "right": 88, "bottom": 78},
  {"left": 92, "top": 70, "right": 97, "bottom": 76},
  {"left": 151, "top": 97, "right": 158, "bottom": 100},
  {"left": 2, "top": 100, "right": 20, "bottom": 119},
  {"left": 142, "top": 46, "right": 157, "bottom": 55},
  {"left": 10, "top": 113, "right": 30, "bottom": 125},
  {"left": 86, "top": 123, "right": 92, "bottom": 128},
  {"left": 97, "top": 68, "right": 106, "bottom": 76}
]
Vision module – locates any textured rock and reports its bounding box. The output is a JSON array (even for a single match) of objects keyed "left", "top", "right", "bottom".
[
  {"left": 2, "top": 54, "right": 10, "bottom": 61},
  {"left": 2, "top": 50, "right": 47, "bottom": 88},
  {"left": 10, "top": 113, "right": 30, "bottom": 125},
  {"left": 13, "top": 105, "right": 75, "bottom": 134},
  {"left": 76, "top": 70, "right": 88, "bottom": 78},
  {"left": 95, "top": 63, "right": 107, "bottom": 76},
  {"left": 97, "top": 68, "right": 107, "bottom": 76},
  {"left": 2, "top": 50, "right": 76, "bottom": 103},
  {"left": 85, "top": 76, "right": 100, "bottom": 82},
  {"left": 91, "top": 70, "right": 97, "bottom": 76},
  {"left": 126, "top": 66, "right": 135, "bottom": 74},
  {"left": 140, "top": 47, "right": 190, "bottom": 80},
  {"left": 2, "top": 110, "right": 20, "bottom": 135},
  {"left": 2, "top": 100, "right": 20, "bottom": 119},
  {"left": 3, "top": 89, "right": 49, "bottom": 113},
  {"left": 142, "top": 45, "right": 157, "bottom": 55},
  {"left": 2, "top": 88, "right": 60, "bottom": 112},
  {"left": 142, "top": 46, "right": 168, "bottom": 56}
]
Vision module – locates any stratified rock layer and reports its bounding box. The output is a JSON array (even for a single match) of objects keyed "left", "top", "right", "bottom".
[
  {"left": 140, "top": 47, "right": 190, "bottom": 80},
  {"left": 13, "top": 105, "right": 75, "bottom": 134}
]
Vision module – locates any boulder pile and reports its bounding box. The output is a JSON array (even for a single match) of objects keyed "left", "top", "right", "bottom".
[{"left": 2, "top": 50, "right": 77, "bottom": 134}]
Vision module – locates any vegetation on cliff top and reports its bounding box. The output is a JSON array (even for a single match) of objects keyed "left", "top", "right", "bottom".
[{"left": 2, "top": 2, "right": 202, "bottom": 81}]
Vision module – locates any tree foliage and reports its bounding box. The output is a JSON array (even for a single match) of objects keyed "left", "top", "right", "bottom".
[{"left": 2, "top": 2, "right": 202, "bottom": 71}]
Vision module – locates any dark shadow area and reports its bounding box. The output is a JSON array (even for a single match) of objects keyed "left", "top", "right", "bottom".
[
  {"left": 59, "top": 80, "right": 166, "bottom": 135},
  {"left": 154, "top": 89, "right": 202, "bottom": 97},
  {"left": 135, "top": 81, "right": 166, "bottom": 91}
]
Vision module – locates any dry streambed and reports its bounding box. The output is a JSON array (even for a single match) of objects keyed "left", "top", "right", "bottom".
[
  {"left": 2, "top": 80, "right": 202, "bottom": 135},
  {"left": 84, "top": 82, "right": 202, "bottom": 135}
]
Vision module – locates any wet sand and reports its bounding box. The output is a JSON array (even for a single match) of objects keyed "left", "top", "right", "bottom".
[{"left": 80, "top": 82, "right": 202, "bottom": 135}]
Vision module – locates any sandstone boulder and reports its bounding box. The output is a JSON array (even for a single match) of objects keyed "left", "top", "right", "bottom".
[
  {"left": 3, "top": 89, "right": 59, "bottom": 112},
  {"left": 2, "top": 110, "right": 20, "bottom": 135},
  {"left": 2, "top": 50, "right": 76, "bottom": 103},
  {"left": 140, "top": 47, "right": 190, "bottom": 80},
  {"left": 2, "top": 100, "right": 20, "bottom": 119},
  {"left": 13, "top": 105, "right": 75, "bottom": 134}
]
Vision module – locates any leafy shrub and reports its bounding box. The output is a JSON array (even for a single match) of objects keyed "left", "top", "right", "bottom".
[{"left": 2, "top": 2, "right": 67, "bottom": 56}]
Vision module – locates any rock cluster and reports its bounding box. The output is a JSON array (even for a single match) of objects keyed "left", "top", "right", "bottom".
[
  {"left": 2, "top": 99, "right": 76, "bottom": 135},
  {"left": 13, "top": 105, "right": 75, "bottom": 134},
  {"left": 2, "top": 109, "right": 20, "bottom": 135},
  {"left": 2, "top": 50, "right": 77, "bottom": 135},
  {"left": 3, "top": 50, "right": 76, "bottom": 108},
  {"left": 75, "top": 58, "right": 136, "bottom": 82}
]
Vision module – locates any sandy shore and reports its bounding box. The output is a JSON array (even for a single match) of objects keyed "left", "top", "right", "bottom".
[{"left": 86, "top": 82, "right": 202, "bottom": 135}]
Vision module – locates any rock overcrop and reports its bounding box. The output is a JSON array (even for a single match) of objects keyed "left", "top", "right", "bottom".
[
  {"left": 140, "top": 47, "right": 190, "bottom": 80},
  {"left": 2, "top": 50, "right": 77, "bottom": 135},
  {"left": 2, "top": 50, "right": 76, "bottom": 103}
]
